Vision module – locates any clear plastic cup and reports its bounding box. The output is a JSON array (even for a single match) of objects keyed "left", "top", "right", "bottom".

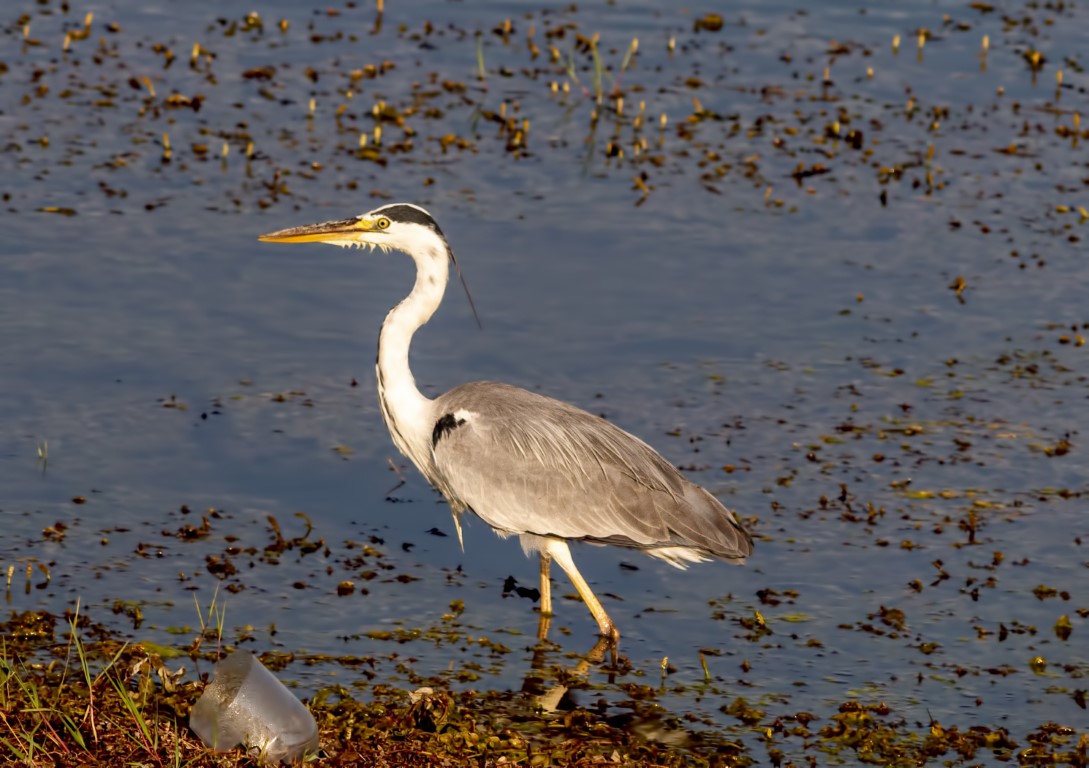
[{"left": 190, "top": 651, "right": 319, "bottom": 763}]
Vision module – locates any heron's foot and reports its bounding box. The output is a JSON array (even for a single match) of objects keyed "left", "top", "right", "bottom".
[
  {"left": 586, "top": 636, "right": 613, "bottom": 664},
  {"left": 597, "top": 623, "right": 620, "bottom": 646}
]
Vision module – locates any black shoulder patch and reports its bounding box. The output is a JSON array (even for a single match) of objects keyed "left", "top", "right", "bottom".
[{"left": 432, "top": 413, "right": 466, "bottom": 447}]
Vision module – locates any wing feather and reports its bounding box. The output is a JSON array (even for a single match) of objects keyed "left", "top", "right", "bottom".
[{"left": 429, "top": 381, "right": 752, "bottom": 562}]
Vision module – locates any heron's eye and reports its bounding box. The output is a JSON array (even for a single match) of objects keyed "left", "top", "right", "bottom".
[{"left": 376, "top": 217, "right": 391, "bottom": 230}]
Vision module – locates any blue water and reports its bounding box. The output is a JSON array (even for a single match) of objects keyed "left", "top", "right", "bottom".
[{"left": 2, "top": 0, "right": 1087, "bottom": 758}]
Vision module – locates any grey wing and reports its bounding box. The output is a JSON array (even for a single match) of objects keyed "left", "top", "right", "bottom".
[{"left": 429, "top": 381, "right": 752, "bottom": 562}]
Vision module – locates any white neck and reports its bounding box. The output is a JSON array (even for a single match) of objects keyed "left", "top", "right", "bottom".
[{"left": 376, "top": 240, "right": 449, "bottom": 474}]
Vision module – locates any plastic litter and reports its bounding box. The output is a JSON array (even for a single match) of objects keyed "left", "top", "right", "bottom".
[{"left": 190, "top": 651, "right": 319, "bottom": 763}]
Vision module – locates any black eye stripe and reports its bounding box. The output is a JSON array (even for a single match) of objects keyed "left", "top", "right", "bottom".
[{"left": 370, "top": 204, "right": 445, "bottom": 237}]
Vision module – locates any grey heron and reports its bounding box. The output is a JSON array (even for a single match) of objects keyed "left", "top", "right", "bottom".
[{"left": 259, "top": 203, "right": 753, "bottom": 643}]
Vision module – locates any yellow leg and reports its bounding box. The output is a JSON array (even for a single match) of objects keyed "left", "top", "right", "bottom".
[
  {"left": 542, "top": 539, "right": 620, "bottom": 644},
  {"left": 539, "top": 551, "right": 553, "bottom": 616},
  {"left": 537, "top": 551, "right": 553, "bottom": 641}
]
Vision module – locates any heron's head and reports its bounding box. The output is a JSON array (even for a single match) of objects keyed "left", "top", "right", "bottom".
[
  {"left": 258, "top": 203, "right": 449, "bottom": 259},
  {"left": 260, "top": 202, "right": 481, "bottom": 326}
]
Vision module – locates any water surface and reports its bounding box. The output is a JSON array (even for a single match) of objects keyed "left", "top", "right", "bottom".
[{"left": 2, "top": 0, "right": 1087, "bottom": 760}]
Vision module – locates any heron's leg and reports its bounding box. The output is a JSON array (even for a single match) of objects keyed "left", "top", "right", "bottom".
[
  {"left": 542, "top": 539, "right": 620, "bottom": 644},
  {"left": 539, "top": 552, "right": 553, "bottom": 616},
  {"left": 537, "top": 551, "right": 553, "bottom": 641}
]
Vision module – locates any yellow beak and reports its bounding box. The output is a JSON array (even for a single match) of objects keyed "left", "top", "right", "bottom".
[{"left": 258, "top": 217, "right": 380, "bottom": 244}]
